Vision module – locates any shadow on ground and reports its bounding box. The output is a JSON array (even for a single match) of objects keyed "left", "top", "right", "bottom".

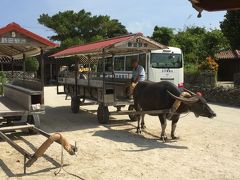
[
  {"left": 40, "top": 105, "right": 129, "bottom": 133},
  {"left": 93, "top": 127, "right": 188, "bottom": 152},
  {"left": 0, "top": 132, "right": 63, "bottom": 177}
]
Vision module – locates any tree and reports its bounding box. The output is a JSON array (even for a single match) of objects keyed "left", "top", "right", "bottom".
[
  {"left": 202, "top": 29, "right": 229, "bottom": 57},
  {"left": 171, "top": 27, "right": 229, "bottom": 66},
  {"left": 220, "top": 10, "right": 240, "bottom": 50},
  {"left": 172, "top": 27, "right": 207, "bottom": 64},
  {"left": 151, "top": 26, "right": 174, "bottom": 45},
  {"left": 38, "top": 10, "right": 128, "bottom": 48},
  {"left": 25, "top": 57, "right": 39, "bottom": 72}
]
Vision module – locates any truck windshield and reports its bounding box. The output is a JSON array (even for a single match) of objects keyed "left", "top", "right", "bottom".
[{"left": 150, "top": 53, "right": 182, "bottom": 68}]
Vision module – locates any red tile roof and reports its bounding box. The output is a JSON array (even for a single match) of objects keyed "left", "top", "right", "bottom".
[
  {"left": 0, "top": 22, "right": 58, "bottom": 47},
  {"left": 215, "top": 50, "right": 240, "bottom": 60},
  {"left": 51, "top": 33, "right": 143, "bottom": 58}
]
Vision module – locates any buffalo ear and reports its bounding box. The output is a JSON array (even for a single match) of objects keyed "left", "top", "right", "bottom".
[{"left": 167, "top": 91, "right": 199, "bottom": 104}]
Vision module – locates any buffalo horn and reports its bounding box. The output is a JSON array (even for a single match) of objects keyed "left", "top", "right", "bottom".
[
  {"left": 183, "top": 88, "right": 197, "bottom": 96},
  {"left": 167, "top": 91, "right": 199, "bottom": 104}
]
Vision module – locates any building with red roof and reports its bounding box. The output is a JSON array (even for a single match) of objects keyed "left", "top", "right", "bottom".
[{"left": 215, "top": 50, "right": 240, "bottom": 81}]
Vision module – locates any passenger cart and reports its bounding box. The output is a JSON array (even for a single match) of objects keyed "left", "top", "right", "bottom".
[{"left": 52, "top": 33, "right": 166, "bottom": 123}]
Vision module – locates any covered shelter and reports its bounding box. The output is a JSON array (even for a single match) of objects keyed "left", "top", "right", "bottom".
[{"left": 0, "top": 22, "right": 57, "bottom": 85}]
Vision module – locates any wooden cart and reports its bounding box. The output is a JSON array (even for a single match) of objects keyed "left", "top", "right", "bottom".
[{"left": 52, "top": 33, "right": 167, "bottom": 123}]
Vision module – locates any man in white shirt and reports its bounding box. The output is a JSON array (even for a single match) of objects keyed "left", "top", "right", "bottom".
[{"left": 127, "top": 58, "right": 146, "bottom": 99}]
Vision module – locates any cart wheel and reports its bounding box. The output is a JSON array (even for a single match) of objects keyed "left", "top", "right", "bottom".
[
  {"left": 128, "top": 105, "right": 139, "bottom": 121},
  {"left": 71, "top": 96, "right": 80, "bottom": 113},
  {"left": 27, "top": 115, "right": 40, "bottom": 134},
  {"left": 97, "top": 104, "right": 109, "bottom": 124}
]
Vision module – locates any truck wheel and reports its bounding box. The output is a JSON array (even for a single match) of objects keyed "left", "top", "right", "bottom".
[
  {"left": 128, "top": 105, "right": 139, "bottom": 121},
  {"left": 27, "top": 115, "right": 40, "bottom": 134},
  {"left": 71, "top": 96, "right": 80, "bottom": 113},
  {"left": 97, "top": 104, "right": 109, "bottom": 124}
]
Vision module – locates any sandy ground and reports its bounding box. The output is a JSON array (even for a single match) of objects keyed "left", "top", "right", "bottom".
[{"left": 0, "top": 86, "right": 240, "bottom": 180}]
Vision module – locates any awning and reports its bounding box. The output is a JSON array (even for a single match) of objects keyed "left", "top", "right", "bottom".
[
  {"left": 215, "top": 50, "right": 240, "bottom": 60},
  {"left": 50, "top": 33, "right": 166, "bottom": 60},
  {"left": 0, "top": 22, "right": 58, "bottom": 61}
]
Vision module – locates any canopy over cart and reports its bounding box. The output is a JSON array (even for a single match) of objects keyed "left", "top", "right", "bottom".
[{"left": 51, "top": 33, "right": 167, "bottom": 123}]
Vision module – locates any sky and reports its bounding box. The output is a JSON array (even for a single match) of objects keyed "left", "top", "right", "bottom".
[{"left": 0, "top": 0, "right": 226, "bottom": 40}]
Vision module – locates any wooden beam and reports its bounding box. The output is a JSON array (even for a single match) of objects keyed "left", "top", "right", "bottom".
[
  {"left": 110, "top": 109, "right": 170, "bottom": 116},
  {"left": 0, "top": 124, "right": 35, "bottom": 132},
  {"left": 0, "top": 131, "right": 32, "bottom": 159},
  {"left": 195, "top": 0, "right": 240, "bottom": 11}
]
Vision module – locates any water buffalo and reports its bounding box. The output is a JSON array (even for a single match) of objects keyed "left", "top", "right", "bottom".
[{"left": 133, "top": 81, "right": 216, "bottom": 141}]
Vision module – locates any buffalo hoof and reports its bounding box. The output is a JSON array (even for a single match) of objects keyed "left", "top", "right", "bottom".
[
  {"left": 171, "top": 136, "right": 180, "bottom": 140},
  {"left": 141, "top": 124, "right": 146, "bottom": 129},
  {"left": 160, "top": 135, "right": 168, "bottom": 142},
  {"left": 136, "top": 128, "right": 141, "bottom": 134}
]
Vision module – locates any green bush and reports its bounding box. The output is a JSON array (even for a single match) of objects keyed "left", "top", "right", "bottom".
[
  {"left": 25, "top": 57, "right": 39, "bottom": 72},
  {"left": 185, "top": 63, "right": 198, "bottom": 73},
  {"left": 0, "top": 72, "right": 7, "bottom": 95}
]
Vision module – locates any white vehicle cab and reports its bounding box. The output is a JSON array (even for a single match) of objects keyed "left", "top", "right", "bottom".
[{"left": 149, "top": 47, "right": 184, "bottom": 88}]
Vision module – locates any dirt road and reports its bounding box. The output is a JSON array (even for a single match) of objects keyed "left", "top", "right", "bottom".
[{"left": 1, "top": 86, "right": 240, "bottom": 180}]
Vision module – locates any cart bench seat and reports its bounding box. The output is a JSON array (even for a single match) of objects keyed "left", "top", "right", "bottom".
[
  {"left": 4, "top": 84, "right": 42, "bottom": 95},
  {"left": 3, "top": 83, "right": 44, "bottom": 112},
  {"left": 0, "top": 96, "right": 26, "bottom": 117}
]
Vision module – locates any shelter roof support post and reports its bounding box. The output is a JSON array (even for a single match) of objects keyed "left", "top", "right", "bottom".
[
  {"left": 56, "top": 58, "right": 60, "bottom": 94},
  {"left": 22, "top": 53, "right": 26, "bottom": 80},
  {"left": 111, "top": 53, "right": 115, "bottom": 78},
  {"left": 11, "top": 57, "right": 14, "bottom": 80},
  {"left": 146, "top": 50, "right": 150, "bottom": 81},
  {"left": 111, "top": 53, "right": 116, "bottom": 101},
  {"left": 40, "top": 49, "right": 45, "bottom": 104},
  {"left": 74, "top": 57, "right": 79, "bottom": 98},
  {"left": 87, "top": 56, "right": 91, "bottom": 84},
  {"left": 102, "top": 49, "right": 106, "bottom": 104}
]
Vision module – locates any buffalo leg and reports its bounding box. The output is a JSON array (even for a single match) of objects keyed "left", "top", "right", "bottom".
[
  {"left": 159, "top": 114, "right": 167, "bottom": 141},
  {"left": 136, "top": 114, "right": 141, "bottom": 134},
  {"left": 171, "top": 116, "right": 180, "bottom": 139},
  {"left": 141, "top": 114, "right": 146, "bottom": 129}
]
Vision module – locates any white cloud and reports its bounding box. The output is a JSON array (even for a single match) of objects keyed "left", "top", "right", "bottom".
[{"left": 126, "top": 21, "right": 154, "bottom": 36}]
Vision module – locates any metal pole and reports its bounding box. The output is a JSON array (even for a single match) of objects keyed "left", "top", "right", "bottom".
[
  {"left": 56, "top": 58, "right": 59, "bottom": 94},
  {"left": 11, "top": 57, "right": 14, "bottom": 80},
  {"left": 23, "top": 53, "right": 26, "bottom": 80},
  {"left": 40, "top": 49, "right": 44, "bottom": 89},
  {"left": 111, "top": 53, "right": 115, "bottom": 78},
  {"left": 102, "top": 49, "right": 106, "bottom": 104},
  {"left": 40, "top": 49, "right": 45, "bottom": 104},
  {"left": 147, "top": 51, "right": 150, "bottom": 81},
  {"left": 74, "top": 57, "right": 79, "bottom": 97}
]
